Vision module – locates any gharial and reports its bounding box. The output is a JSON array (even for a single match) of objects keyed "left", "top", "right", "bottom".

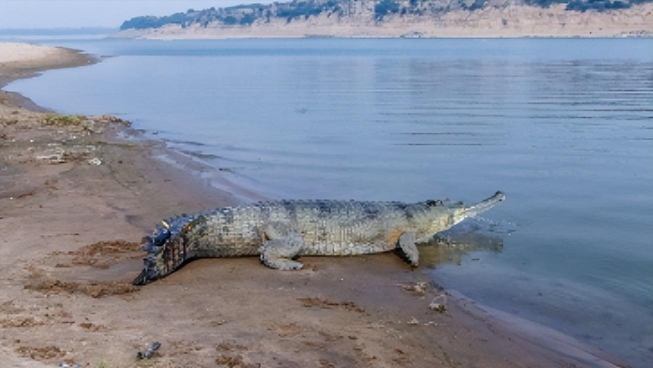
[{"left": 133, "top": 191, "right": 506, "bottom": 285}]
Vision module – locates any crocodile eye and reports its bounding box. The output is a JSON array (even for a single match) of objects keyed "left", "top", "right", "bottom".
[
  {"left": 426, "top": 200, "right": 442, "bottom": 207},
  {"left": 153, "top": 229, "right": 171, "bottom": 246}
]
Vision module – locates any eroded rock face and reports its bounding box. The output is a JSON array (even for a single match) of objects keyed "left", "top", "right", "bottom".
[{"left": 118, "top": 0, "right": 653, "bottom": 38}]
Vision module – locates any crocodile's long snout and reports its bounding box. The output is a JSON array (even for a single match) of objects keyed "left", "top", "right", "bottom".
[
  {"left": 132, "top": 262, "right": 154, "bottom": 285},
  {"left": 133, "top": 216, "right": 197, "bottom": 286},
  {"left": 133, "top": 247, "right": 162, "bottom": 286},
  {"left": 462, "top": 191, "right": 506, "bottom": 218}
]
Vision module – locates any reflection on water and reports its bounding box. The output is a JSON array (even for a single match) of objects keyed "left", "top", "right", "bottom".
[
  {"left": 6, "top": 38, "right": 652, "bottom": 367},
  {"left": 420, "top": 220, "right": 505, "bottom": 268}
]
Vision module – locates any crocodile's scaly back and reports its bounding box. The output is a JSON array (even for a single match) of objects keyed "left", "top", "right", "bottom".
[
  {"left": 133, "top": 192, "right": 505, "bottom": 285},
  {"left": 180, "top": 200, "right": 455, "bottom": 254}
]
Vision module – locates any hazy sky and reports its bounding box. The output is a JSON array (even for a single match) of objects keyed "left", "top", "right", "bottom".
[{"left": 0, "top": 0, "right": 270, "bottom": 28}]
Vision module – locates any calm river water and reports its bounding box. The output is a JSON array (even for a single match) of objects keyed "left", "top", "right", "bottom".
[{"left": 7, "top": 38, "right": 652, "bottom": 367}]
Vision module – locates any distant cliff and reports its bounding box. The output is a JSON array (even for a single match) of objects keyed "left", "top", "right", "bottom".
[{"left": 117, "top": 0, "right": 653, "bottom": 38}]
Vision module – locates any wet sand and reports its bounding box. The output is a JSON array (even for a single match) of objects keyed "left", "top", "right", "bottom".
[{"left": 0, "top": 43, "right": 622, "bottom": 367}]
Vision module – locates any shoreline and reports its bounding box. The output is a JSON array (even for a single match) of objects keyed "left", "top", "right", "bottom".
[
  {"left": 0, "top": 42, "right": 622, "bottom": 367},
  {"left": 0, "top": 43, "right": 96, "bottom": 112},
  {"left": 123, "top": 31, "right": 653, "bottom": 40}
]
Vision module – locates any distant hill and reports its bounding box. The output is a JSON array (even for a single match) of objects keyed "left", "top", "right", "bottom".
[{"left": 117, "top": 0, "right": 653, "bottom": 38}]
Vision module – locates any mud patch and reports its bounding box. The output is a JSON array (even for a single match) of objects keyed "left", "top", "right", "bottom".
[
  {"left": 215, "top": 354, "right": 260, "bottom": 368},
  {"left": 268, "top": 323, "right": 303, "bottom": 337},
  {"left": 216, "top": 342, "right": 248, "bottom": 352},
  {"left": 16, "top": 345, "right": 66, "bottom": 361},
  {"left": 0, "top": 301, "right": 24, "bottom": 314},
  {"left": 25, "top": 279, "right": 138, "bottom": 298},
  {"left": 0, "top": 316, "right": 44, "bottom": 328},
  {"left": 69, "top": 240, "right": 142, "bottom": 269},
  {"left": 79, "top": 322, "right": 106, "bottom": 331},
  {"left": 167, "top": 340, "right": 205, "bottom": 357},
  {"left": 392, "top": 348, "right": 412, "bottom": 366},
  {"left": 297, "top": 298, "right": 365, "bottom": 313},
  {"left": 46, "top": 310, "right": 72, "bottom": 320}
]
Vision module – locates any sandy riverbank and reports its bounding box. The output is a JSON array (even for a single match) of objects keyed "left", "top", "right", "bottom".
[{"left": 0, "top": 43, "right": 622, "bottom": 367}]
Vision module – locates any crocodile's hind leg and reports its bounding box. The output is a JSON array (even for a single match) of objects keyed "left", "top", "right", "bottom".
[
  {"left": 396, "top": 232, "right": 419, "bottom": 267},
  {"left": 260, "top": 223, "right": 304, "bottom": 270}
]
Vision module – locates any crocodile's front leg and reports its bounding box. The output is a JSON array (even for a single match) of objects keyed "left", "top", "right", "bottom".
[
  {"left": 259, "top": 223, "right": 304, "bottom": 270},
  {"left": 396, "top": 232, "right": 419, "bottom": 267}
]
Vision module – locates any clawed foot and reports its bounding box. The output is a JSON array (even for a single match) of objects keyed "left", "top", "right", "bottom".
[
  {"left": 397, "top": 232, "right": 419, "bottom": 267},
  {"left": 259, "top": 225, "right": 305, "bottom": 271},
  {"left": 261, "top": 258, "right": 304, "bottom": 271}
]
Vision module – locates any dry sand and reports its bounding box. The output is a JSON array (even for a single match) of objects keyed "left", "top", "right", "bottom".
[
  {"left": 0, "top": 43, "right": 624, "bottom": 367},
  {"left": 0, "top": 43, "right": 73, "bottom": 64}
]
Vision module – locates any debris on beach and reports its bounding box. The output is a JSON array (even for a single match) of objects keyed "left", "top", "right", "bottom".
[
  {"left": 429, "top": 295, "right": 447, "bottom": 313},
  {"left": 137, "top": 341, "right": 161, "bottom": 360},
  {"left": 35, "top": 147, "right": 66, "bottom": 164},
  {"left": 408, "top": 317, "right": 420, "bottom": 325},
  {"left": 398, "top": 282, "right": 428, "bottom": 295},
  {"left": 32, "top": 143, "right": 99, "bottom": 164},
  {"left": 58, "top": 362, "right": 82, "bottom": 368}
]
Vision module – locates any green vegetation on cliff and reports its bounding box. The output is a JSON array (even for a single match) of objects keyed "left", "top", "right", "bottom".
[{"left": 374, "top": 0, "right": 400, "bottom": 19}]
